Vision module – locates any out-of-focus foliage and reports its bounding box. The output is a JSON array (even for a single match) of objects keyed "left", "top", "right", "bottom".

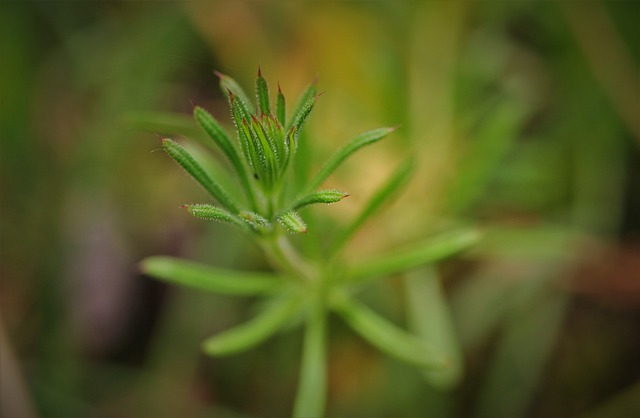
[{"left": 1, "top": 1, "right": 638, "bottom": 417}]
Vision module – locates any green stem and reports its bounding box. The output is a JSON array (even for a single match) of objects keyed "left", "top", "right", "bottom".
[
  {"left": 293, "top": 293, "right": 327, "bottom": 417},
  {"left": 259, "top": 234, "right": 315, "bottom": 281}
]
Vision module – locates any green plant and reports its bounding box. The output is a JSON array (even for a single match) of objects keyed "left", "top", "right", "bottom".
[{"left": 139, "top": 69, "right": 479, "bottom": 417}]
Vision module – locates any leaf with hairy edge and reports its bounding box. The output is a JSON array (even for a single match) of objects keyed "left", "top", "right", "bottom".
[
  {"left": 293, "top": 189, "right": 349, "bottom": 210},
  {"left": 278, "top": 210, "right": 307, "bottom": 234},
  {"left": 203, "top": 294, "right": 303, "bottom": 356},
  {"left": 288, "top": 83, "right": 317, "bottom": 131},
  {"left": 140, "top": 256, "right": 283, "bottom": 295},
  {"left": 304, "top": 127, "right": 396, "bottom": 194},
  {"left": 193, "top": 106, "right": 245, "bottom": 174},
  {"left": 332, "top": 294, "right": 447, "bottom": 370},
  {"left": 290, "top": 93, "right": 319, "bottom": 141},
  {"left": 276, "top": 84, "right": 286, "bottom": 126},
  {"left": 345, "top": 228, "right": 480, "bottom": 284},
  {"left": 332, "top": 159, "right": 415, "bottom": 253},
  {"left": 239, "top": 211, "right": 271, "bottom": 233},
  {"left": 162, "top": 138, "right": 240, "bottom": 212},
  {"left": 182, "top": 204, "right": 247, "bottom": 229},
  {"left": 215, "top": 70, "right": 255, "bottom": 115},
  {"left": 256, "top": 68, "right": 271, "bottom": 116}
]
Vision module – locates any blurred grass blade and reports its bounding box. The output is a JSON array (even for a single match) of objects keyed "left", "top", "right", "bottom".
[
  {"left": 333, "top": 295, "right": 447, "bottom": 369},
  {"left": 446, "top": 101, "right": 525, "bottom": 214},
  {"left": 293, "top": 297, "right": 327, "bottom": 418},
  {"left": 202, "top": 294, "right": 303, "bottom": 356},
  {"left": 345, "top": 228, "right": 480, "bottom": 284},
  {"left": 288, "top": 82, "right": 317, "bottom": 131},
  {"left": 405, "top": 267, "right": 463, "bottom": 390},
  {"left": 162, "top": 138, "right": 241, "bottom": 212},
  {"left": 332, "top": 159, "right": 415, "bottom": 253},
  {"left": 140, "top": 256, "right": 284, "bottom": 295},
  {"left": 256, "top": 68, "right": 271, "bottom": 115},
  {"left": 182, "top": 204, "right": 247, "bottom": 229},
  {"left": 215, "top": 70, "right": 255, "bottom": 115},
  {"left": 292, "top": 189, "right": 349, "bottom": 210},
  {"left": 304, "top": 127, "right": 396, "bottom": 194},
  {"left": 476, "top": 277, "right": 568, "bottom": 418},
  {"left": 123, "top": 111, "right": 207, "bottom": 141}
]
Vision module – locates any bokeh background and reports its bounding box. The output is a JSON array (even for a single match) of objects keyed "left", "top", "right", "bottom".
[{"left": 1, "top": 1, "right": 639, "bottom": 417}]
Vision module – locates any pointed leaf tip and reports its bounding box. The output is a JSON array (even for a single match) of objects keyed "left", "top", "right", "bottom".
[{"left": 257, "top": 66, "right": 262, "bottom": 76}]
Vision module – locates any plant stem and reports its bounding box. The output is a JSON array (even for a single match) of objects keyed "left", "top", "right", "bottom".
[
  {"left": 260, "top": 233, "right": 315, "bottom": 281},
  {"left": 293, "top": 291, "right": 327, "bottom": 418}
]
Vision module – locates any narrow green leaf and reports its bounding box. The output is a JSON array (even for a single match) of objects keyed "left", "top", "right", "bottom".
[
  {"left": 140, "top": 256, "right": 283, "bottom": 295},
  {"left": 332, "top": 159, "right": 415, "bottom": 253},
  {"left": 333, "top": 295, "right": 447, "bottom": 369},
  {"left": 215, "top": 70, "right": 255, "bottom": 115},
  {"left": 405, "top": 267, "right": 463, "bottom": 390},
  {"left": 182, "top": 204, "right": 247, "bottom": 229},
  {"left": 256, "top": 68, "right": 271, "bottom": 116},
  {"left": 287, "top": 82, "right": 317, "bottom": 131},
  {"left": 446, "top": 101, "right": 525, "bottom": 214},
  {"left": 293, "top": 297, "right": 327, "bottom": 418},
  {"left": 304, "top": 127, "right": 396, "bottom": 194},
  {"left": 162, "top": 138, "right": 240, "bottom": 212},
  {"left": 290, "top": 93, "right": 318, "bottom": 141},
  {"left": 293, "top": 189, "right": 349, "bottom": 210},
  {"left": 278, "top": 210, "right": 307, "bottom": 234},
  {"left": 203, "top": 294, "right": 303, "bottom": 356},
  {"left": 193, "top": 106, "right": 245, "bottom": 175},
  {"left": 242, "top": 118, "right": 273, "bottom": 187},
  {"left": 251, "top": 116, "right": 279, "bottom": 185},
  {"left": 345, "top": 228, "right": 480, "bottom": 284},
  {"left": 276, "top": 84, "right": 286, "bottom": 126}
]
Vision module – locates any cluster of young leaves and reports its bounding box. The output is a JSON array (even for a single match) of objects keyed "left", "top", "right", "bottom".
[
  {"left": 160, "top": 69, "right": 395, "bottom": 235},
  {"left": 138, "top": 70, "right": 479, "bottom": 417}
]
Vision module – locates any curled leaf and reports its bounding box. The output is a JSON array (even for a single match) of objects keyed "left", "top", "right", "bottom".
[
  {"left": 278, "top": 210, "right": 308, "bottom": 234},
  {"left": 293, "top": 189, "right": 349, "bottom": 210}
]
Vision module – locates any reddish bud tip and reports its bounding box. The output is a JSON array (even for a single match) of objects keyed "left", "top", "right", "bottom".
[
  {"left": 257, "top": 66, "right": 262, "bottom": 77},
  {"left": 343, "top": 193, "right": 351, "bottom": 198},
  {"left": 277, "top": 83, "right": 282, "bottom": 93},
  {"left": 313, "top": 91, "right": 326, "bottom": 100},
  {"left": 179, "top": 205, "right": 189, "bottom": 209},
  {"left": 213, "top": 70, "right": 225, "bottom": 79}
]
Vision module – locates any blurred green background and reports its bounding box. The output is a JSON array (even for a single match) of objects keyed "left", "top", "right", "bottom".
[{"left": 1, "top": 1, "right": 639, "bottom": 417}]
